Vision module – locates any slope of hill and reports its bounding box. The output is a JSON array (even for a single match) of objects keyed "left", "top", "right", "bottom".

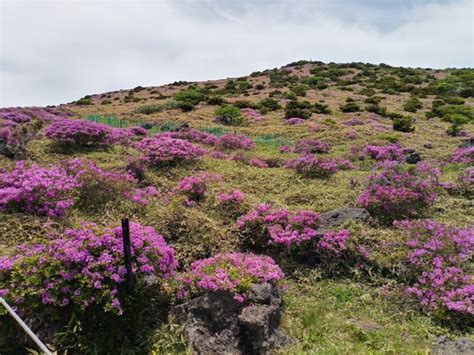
[{"left": 0, "top": 61, "right": 473, "bottom": 353}]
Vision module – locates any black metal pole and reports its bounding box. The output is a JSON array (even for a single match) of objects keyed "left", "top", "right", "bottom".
[{"left": 121, "top": 218, "right": 134, "bottom": 293}]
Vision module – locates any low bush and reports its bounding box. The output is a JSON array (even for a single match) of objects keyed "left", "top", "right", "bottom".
[
  {"left": 215, "top": 133, "right": 255, "bottom": 150},
  {"left": 357, "top": 162, "right": 440, "bottom": 223},
  {"left": 340, "top": 99, "right": 361, "bottom": 113},
  {"left": 403, "top": 96, "right": 423, "bottom": 112},
  {"left": 136, "top": 136, "right": 205, "bottom": 167},
  {"left": 294, "top": 139, "right": 332, "bottom": 154},
  {"left": 286, "top": 155, "right": 354, "bottom": 178},
  {"left": 174, "top": 88, "right": 206, "bottom": 105},
  {"left": 173, "top": 172, "right": 221, "bottom": 206},
  {"left": 284, "top": 100, "right": 312, "bottom": 120},
  {"left": 176, "top": 253, "right": 284, "bottom": 301},
  {"left": 44, "top": 119, "right": 115, "bottom": 148},
  {"left": 257, "top": 98, "right": 281, "bottom": 113},
  {"left": 361, "top": 144, "right": 405, "bottom": 162},
  {"left": 0, "top": 161, "right": 79, "bottom": 218},
  {"left": 393, "top": 116, "right": 415, "bottom": 132},
  {"left": 450, "top": 147, "right": 473, "bottom": 164},
  {"left": 215, "top": 105, "right": 244, "bottom": 126},
  {"left": 396, "top": 220, "right": 474, "bottom": 318},
  {"left": 0, "top": 222, "right": 177, "bottom": 318}
]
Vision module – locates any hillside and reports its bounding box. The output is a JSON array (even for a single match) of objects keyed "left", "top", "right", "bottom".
[{"left": 0, "top": 60, "right": 473, "bottom": 353}]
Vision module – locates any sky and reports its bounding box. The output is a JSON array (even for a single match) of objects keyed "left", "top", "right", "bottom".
[{"left": 1, "top": 0, "right": 473, "bottom": 107}]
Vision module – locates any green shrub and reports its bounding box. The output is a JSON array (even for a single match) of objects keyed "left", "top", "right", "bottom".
[
  {"left": 75, "top": 96, "right": 92, "bottom": 105},
  {"left": 257, "top": 98, "right": 281, "bottom": 113},
  {"left": 206, "top": 95, "right": 225, "bottom": 105},
  {"left": 364, "top": 96, "right": 383, "bottom": 105},
  {"left": 446, "top": 114, "right": 470, "bottom": 136},
  {"left": 254, "top": 83, "right": 265, "bottom": 90},
  {"left": 290, "top": 84, "right": 309, "bottom": 97},
  {"left": 340, "top": 100, "right": 360, "bottom": 113},
  {"left": 393, "top": 116, "right": 415, "bottom": 132},
  {"left": 403, "top": 96, "right": 423, "bottom": 112},
  {"left": 215, "top": 105, "right": 244, "bottom": 126},
  {"left": 176, "top": 101, "right": 194, "bottom": 112},
  {"left": 284, "top": 100, "right": 313, "bottom": 119},
  {"left": 174, "top": 89, "right": 206, "bottom": 105}
]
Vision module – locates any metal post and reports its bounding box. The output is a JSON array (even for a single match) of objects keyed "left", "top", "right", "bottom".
[
  {"left": 121, "top": 218, "right": 134, "bottom": 292},
  {"left": 0, "top": 297, "right": 52, "bottom": 355}
]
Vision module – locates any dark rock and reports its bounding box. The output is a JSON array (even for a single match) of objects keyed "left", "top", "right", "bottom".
[
  {"left": 405, "top": 152, "right": 421, "bottom": 164},
  {"left": 318, "top": 207, "right": 370, "bottom": 231},
  {"left": 215, "top": 115, "right": 232, "bottom": 125},
  {"left": 432, "top": 336, "right": 474, "bottom": 355},
  {"left": 402, "top": 147, "right": 416, "bottom": 154},
  {"left": 423, "top": 143, "right": 433, "bottom": 149},
  {"left": 171, "top": 283, "right": 292, "bottom": 354},
  {"left": 459, "top": 138, "right": 474, "bottom": 148},
  {"left": 173, "top": 123, "right": 190, "bottom": 132},
  {"left": 246, "top": 283, "right": 281, "bottom": 306}
]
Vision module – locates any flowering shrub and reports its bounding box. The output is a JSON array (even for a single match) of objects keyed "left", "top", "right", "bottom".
[
  {"left": 44, "top": 119, "right": 114, "bottom": 148},
  {"left": 174, "top": 172, "right": 222, "bottom": 206},
  {"left": 361, "top": 144, "right": 405, "bottom": 162},
  {"left": 285, "top": 117, "right": 306, "bottom": 125},
  {"left": 450, "top": 147, "right": 473, "bottom": 164},
  {"left": 215, "top": 133, "right": 255, "bottom": 150},
  {"left": 241, "top": 108, "right": 265, "bottom": 122},
  {"left": 294, "top": 139, "right": 332, "bottom": 154},
  {"left": 279, "top": 145, "right": 291, "bottom": 153},
  {"left": 0, "top": 161, "right": 79, "bottom": 218},
  {"left": 0, "top": 108, "right": 32, "bottom": 123},
  {"left": 65, "top": 159, "right": 136, "bottom": 208},
  {"left": 176, "top": 253, "right": 284, "bottom": 300},
  {"left": 237, "top": 203, "right": 352, "bottom": 255},
  {"left": 457, "top": 167, "right": 474, "bottom": 197},
  {"left": 358, "top": 162, "right": 440, "bottom": 222},
  {"left": 216, "top": 189, "right": 246, "bottom": 216},
  {"left": 0, "top": 222, "right": 177, "bottom": 316},
  {"left": 216, "top": 189, "right": 246, "bottom": 205},
  {"left": 286, "top": 154, "right": 354, "bottom": 178},
  {"left": 395, "top": 220, "right": 474, "bottom": 316},
  {"left": 136, "top": 136, "right": 205, "bottom": 167},
  {"left": 124, "top": 186, "right": 159, "bottom": 206}
]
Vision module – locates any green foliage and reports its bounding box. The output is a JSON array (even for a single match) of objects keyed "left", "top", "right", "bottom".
[
  {"left": 340, "top": 99, "right": 361, "bottom": 113},
  {"left": 206, "top": 95, "right": 225, "bottom": 105},
  {"left": 215, "top": 105, "right": 244, "bottom": 126},
  {"left": 75, "top": 96, "right": 92, "bottom": 105},
  {"left": 174, "top": 88, "right": 206, "bottom": 105},
  {"left": 393, "top": 116, "right": 415, "bottom": 132},
  {"left": 403, "top": 96, "right": 423, "bottom": 113},
  {"left": 257, "top": 97, "right": 281, "bottom": 113},
  {"left": 290, "top": 84, "right": 310, "bottom": 97},
  {"left": 285, "top": 100, "right": 313, "bottom": 119}
]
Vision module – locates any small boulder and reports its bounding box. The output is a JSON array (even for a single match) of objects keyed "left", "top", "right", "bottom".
[
  {"left": 405, "top": 152, "right": 421, "bottom": 164},
  {"left": 318, "top": 207, "right": 370, "bottom": 232},
  {"left": 432, "top": 336, "right": 474, "bottom": 355},
  {"left": 171, "top": 283, "right": 292, "bottom": 354}
]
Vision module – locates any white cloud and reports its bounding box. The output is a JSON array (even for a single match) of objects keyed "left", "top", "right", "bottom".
[{"left": 0, "top": 0, "right": 472, "bottom": 107}]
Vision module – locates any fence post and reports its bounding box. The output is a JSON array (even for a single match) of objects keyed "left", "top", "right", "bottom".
[{"left": 121, "top": 218, "right": 134, "bottom": 293}]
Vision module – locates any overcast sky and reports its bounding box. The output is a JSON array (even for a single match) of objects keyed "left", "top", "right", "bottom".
[{"left": 1, "top": 0, "right": 473, "bottom": 107}]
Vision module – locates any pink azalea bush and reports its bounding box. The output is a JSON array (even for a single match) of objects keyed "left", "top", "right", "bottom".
[
  {"left": 395, "top": 220, "right": 474, "bottom": 316},
  {"left": 216, "top": 189, "right": 246, "bottom": 205},
  {"left": 361, "top": 144, "right": 405, "bottom": 162},
  {"left": 0, "top": 161, "right": 79, "bottom": 218},
  {"left": 285, "top": 117, "right": 306, "bottom": 125},
  {"left": 357, "top": 161, "right": 440, "bottom": 223},
  {"left": 136, "top": 135, "right": 205, "bottom": 167},
  {"left": 44, "top": 119, "right": 114, "bottom": 148},
  {"left": 450, "top": 147, "right": 474, "bottom": 164},
  {"left": 237, "top": 203, "right": 350, "bottom": 254},
  {"left": 294, "top": 139, "right": 332, "bottom": 154},
  {"left": 176, "top": 253, "right": 284, "bottom": 300},
  {"left": 174, "top": 172, "right": 222, "bottom": 206},
  {"left": 64, "top": 159, "right": 138, "bottom": 207},
  {"left": 0, "top": 222, "right": 177, "bottom": 316},
  {"left": 0, "top": 108, "right": 32, "bottom": 123},
  {"left": 286, "top": 154, "right": 354, "bottom": 178},
  {"left": 215, "top": 133, "right": 255, "bottom": 150},
  {"left": 241, "top": 108, "right": 265, "bottom": 122}
]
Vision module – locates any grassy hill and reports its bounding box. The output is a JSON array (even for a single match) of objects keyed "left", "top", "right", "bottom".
[{"left": 0, "top": 60, "right": 473, "bottom": 353}]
